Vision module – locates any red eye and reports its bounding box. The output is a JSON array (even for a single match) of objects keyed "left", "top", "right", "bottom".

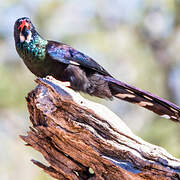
[{"left": 18, "top": 20, "right": 30, "bottom": 32}]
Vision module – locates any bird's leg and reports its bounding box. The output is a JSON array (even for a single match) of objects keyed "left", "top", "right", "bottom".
[{"left": 46, "top": 76, "right": 71, "bottom": 87}]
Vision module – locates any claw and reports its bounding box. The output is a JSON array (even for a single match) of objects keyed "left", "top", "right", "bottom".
[
  {"left": 46, "top": 76, "right": 71, "bottom": 87},
  {"left": 57, "top": 81, "right": 71, "bottom": 87}
]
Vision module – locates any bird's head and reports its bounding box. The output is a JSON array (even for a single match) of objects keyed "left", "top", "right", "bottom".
[{"left": 14, "top": 17, "right": 36, "bottom": 44}]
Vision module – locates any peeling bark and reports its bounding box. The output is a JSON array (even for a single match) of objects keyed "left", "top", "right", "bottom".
[{"left": 20, "top": 76, "right": 180, "bottom": 180}]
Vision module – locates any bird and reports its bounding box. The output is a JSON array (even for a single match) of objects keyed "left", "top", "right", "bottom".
[{"left": 14, "top": 17, "right": 180, "bottom": 122}]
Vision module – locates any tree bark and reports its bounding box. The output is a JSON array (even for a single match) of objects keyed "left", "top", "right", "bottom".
[{"left": 20, "top": 76, "right": 180, "bottom": 180}]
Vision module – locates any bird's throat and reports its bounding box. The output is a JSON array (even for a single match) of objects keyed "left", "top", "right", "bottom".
[
  {"left": 19, "top": 31, "right": 32, "bottom": 43},
  {"left": 17, "top": 35, "right": 48, "bottom": 61}
]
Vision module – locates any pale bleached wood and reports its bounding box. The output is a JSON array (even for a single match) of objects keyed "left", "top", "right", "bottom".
[{"left": 20, "top": 76, "right": 180, "bottom": 180}]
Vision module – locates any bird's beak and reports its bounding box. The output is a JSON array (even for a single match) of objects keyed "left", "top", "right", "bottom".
[{"left": 18, "top": 20, "right": 30, "bottom": 32}]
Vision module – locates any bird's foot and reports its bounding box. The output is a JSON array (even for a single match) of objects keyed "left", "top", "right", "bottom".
[
  {"left": 46, "top": 76, "right": 71, "bottom": 87},
  {"left": 57, "top": 81, "right": 71, "bottom": 87}
]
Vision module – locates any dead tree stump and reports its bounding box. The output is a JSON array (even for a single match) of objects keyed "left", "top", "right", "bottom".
[{"left": 20, "top": 77, "right": 180, "bottom": 180}]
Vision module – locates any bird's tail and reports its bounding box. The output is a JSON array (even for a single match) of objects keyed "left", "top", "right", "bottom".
[{"left": 105, "top": 76, "right": 180, "bottom": 122}]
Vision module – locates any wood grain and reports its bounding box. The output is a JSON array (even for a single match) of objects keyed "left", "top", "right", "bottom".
[{"left": 20, "top": 76, "right": 180, "bottom": 180}]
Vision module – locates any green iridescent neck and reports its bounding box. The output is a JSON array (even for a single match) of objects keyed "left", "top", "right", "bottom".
[{"left": 17, "top": 35, "right": 48, "bottom": 61}]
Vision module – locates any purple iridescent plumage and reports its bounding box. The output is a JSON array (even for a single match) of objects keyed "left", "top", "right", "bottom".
[{"left": 14, "top": 17, "right": 180, "bottom": 122}]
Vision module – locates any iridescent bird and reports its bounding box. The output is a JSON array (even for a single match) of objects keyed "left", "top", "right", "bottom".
[{"left": 14, "top": 17, "right": 180, "bottom": 122}]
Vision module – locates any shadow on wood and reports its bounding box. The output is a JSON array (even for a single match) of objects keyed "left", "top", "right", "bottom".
[{"left": 20, "top": 76, "right": 180, "bottom": 180}]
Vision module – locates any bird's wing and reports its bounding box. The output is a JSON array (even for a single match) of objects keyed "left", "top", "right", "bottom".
[{"left": 46, "top": 41, "right": 111, "bottom": 76}]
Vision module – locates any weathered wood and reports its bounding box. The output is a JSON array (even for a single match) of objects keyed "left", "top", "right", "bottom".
[{"left": 20, "top": 76, "right": 180, "bottom": 180}]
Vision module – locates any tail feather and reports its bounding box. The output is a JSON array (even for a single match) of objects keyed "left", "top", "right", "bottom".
[{"left": 105, "top": 77, "right": 180, "bottom": 122}]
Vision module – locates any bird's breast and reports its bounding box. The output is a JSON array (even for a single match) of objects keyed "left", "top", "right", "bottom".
[{"left": 16, "top": 41, "right": 48, "bottom": 77}]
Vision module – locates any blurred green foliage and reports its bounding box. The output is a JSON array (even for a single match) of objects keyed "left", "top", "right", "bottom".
[
  {"left": 0, "top": 63, "right": 34, "bottom": 108},
  {"left": 0, "top": 0, "right": 180, "bottom": 179}
]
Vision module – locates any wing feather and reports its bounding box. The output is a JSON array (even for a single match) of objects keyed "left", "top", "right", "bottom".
[{"left": 47, "top": 41, "right": 111, "bottom": 76}]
